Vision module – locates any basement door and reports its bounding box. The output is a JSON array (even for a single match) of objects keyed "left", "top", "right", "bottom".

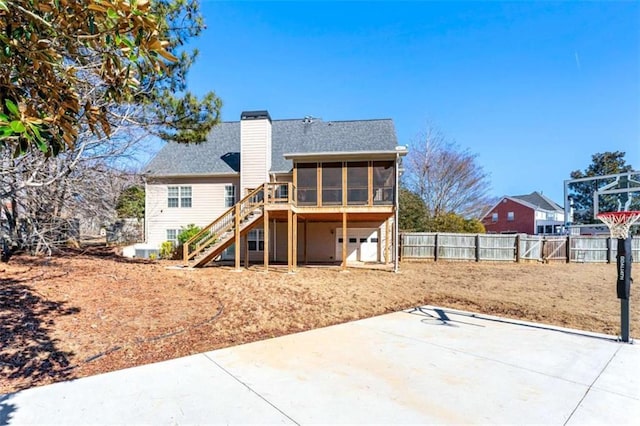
[{"left": 335, "top": 228, "right": 379, "bottom": 262}]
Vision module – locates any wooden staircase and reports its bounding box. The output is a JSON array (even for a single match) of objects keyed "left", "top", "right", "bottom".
[{"left": 183, "top": 183, "right": 293, "bottom": 268}]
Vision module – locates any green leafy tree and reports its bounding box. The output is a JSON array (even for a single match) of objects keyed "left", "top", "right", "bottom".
[
  {"left": 569, "top": 151, "right": 636, "bottom": 224},
  {"left": 0, "top": 0, "right": 221, "bottom": 156},
  {"left": 426, "top": 212, "right": 485, "bottom": 233},
  {"left": 399, "top": 188, "right": 429, "bottom": 231},
  {"left": 115, "top": 185, "right": 145, "bottom": 220}
]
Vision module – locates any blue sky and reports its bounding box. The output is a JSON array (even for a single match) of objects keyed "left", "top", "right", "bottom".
[{"left": 178, "top": 0, "right": 639, "bottom": 203}]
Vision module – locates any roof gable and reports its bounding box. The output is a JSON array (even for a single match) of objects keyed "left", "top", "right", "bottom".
[
  {"left": 481, "top": 192, "right": 563, "bottom": 219},
  {"left": 512, "top": 192, "right": 562, "bottom": 212}
]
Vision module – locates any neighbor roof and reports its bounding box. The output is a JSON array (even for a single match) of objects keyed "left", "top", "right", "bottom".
[
  {"left": 481, "top": 191, "right": 563, "bottom": 220},
  {"left": 144, "top": 117, "right": 398, "bottom": 176},
  {"left": 512, "top": 192, "right": 563, "bottom": 212}
]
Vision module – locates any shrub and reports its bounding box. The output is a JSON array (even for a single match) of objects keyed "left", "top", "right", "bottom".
[
  {"left": 159, "top": 241, "right": 175, "bottom": 259},
  {"left": 426, "top": 212, "right": 485, "bottom": 233},
  {"left": 178, "top": 224, "right": 202, "bottom": 245}
]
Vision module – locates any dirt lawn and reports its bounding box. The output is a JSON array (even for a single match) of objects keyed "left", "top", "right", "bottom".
[{"left": 1, "top": 247, "right": 638, "bottom": 394}]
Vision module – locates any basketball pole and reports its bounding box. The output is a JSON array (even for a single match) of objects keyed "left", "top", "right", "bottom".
[
  {"left": 617, "top": 236, "right": 632, "bottom": 343},
  {"left": 597, "top": 211, "right": 638, "bottom": 344}
]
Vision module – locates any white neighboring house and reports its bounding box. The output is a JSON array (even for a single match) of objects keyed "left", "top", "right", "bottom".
[{"left": 141, "top": 110, "right": 407, "bottom": 269}]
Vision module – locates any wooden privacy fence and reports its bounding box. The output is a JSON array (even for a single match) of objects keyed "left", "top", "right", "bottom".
[{"left": 401, "top": 232, "right": 640, "bottom": 263}]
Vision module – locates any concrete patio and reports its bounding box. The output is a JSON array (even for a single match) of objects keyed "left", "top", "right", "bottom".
[{"left": 1, "top": 306, "right": 638, "bottom": 424}]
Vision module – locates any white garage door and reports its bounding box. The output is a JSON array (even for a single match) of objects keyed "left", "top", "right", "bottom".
[{"left": 336, "top": 228, "right": 379, "bottom": 262}]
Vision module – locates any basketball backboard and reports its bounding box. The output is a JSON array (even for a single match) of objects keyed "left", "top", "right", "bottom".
[{"left": 563, "top": 171, "right": 640, "bottom": 233}]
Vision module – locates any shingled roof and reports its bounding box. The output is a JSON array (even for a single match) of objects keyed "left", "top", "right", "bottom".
[
  {"left": 511, "top": 192, "right": 563, "bottom": 212},
  {"left": 145, "top": 117, "right": 398, "bottom": 176}
]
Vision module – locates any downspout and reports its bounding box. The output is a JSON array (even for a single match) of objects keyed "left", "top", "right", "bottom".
[
  {"left": 563, "top": 179, "right": 570, "bottom": 234},
  {"left": 394, "top": 151, "right": 400, "bottom": 273},
  {"left": 143, "top": 176, "right": 148, "bottom": 243}
]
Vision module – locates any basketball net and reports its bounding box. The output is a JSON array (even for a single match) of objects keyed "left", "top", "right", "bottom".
[{"left": 597, "top": 211, "right": 640, "bottom": 240}]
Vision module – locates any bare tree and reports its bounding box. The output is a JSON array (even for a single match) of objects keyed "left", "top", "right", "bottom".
[
  {"left": 405, "top": 123, "right": 492, "bottom": 219},
  {"left": 1, "top": 110, "right": 150, "bottom": 255}
]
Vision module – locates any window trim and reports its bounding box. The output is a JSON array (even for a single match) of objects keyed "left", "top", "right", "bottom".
[
  {"left": 167, "top": 186, "right": 179, "bottom": 208},
  {"left": 224, "top": 184, "right": 236, "bottom": 208},
  {"left": 166, "top": 229, "right": 179, "bottom": 247},
  {"left": 247, "top": 229, "right": 264, "bottom": 252},
  {"left": 167, "top": 185, "right": 192, "bottom": 208}
]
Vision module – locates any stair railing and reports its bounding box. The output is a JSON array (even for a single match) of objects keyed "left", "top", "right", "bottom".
[{"left": 183, "top": 184, "right": 267, "bottom": 264}]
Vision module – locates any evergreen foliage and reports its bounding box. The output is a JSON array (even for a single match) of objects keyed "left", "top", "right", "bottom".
[
  {"left": 569, "top": 151, "right": 637, "bottom": 223},
  {"left": 115, "top": 185, "right": 145, "bottom": 220},
  {"left": 398, "top": 188, "right": 429, "bottom": 231}
]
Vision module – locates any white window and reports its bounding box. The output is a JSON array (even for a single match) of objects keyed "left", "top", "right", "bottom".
[
  {"left": 166, "top": 229, "right": 179, "bottom": 247},
  {"left": 168, "top": 187, "right": 179, "bottom": 208},
  {"left": 491, "top": 213, "right": 498, "bottom": 222},
  {"left": 507, "top": 211, "right": 514, "bottom": 221},
  {"left": 168, "top": 186, "right": 192, "bottom": 208},
  {"left": 247, "top": 229, "right": 264, "bottom": 251},
  {"left": 225, "top": 185, "right": 236, "bottom": 208},
  {"left": 180, "top": 186, "right": 192, "bottom": 207},
  {"left": 276, "top": 184, "right": 288, "bottom": 200}
]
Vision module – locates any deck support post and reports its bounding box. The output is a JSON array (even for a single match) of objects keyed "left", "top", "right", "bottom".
[
  {"left": 292, "top": 212, "right": 298, "bottom": 272},
  {"left": 234, "top": 204, "right": 241, "bottom": 271},
  {"left": 244, "top": 230, "right": 249, "bottom": 268},
  {"left": 183, "top": 242, "right": 189, "bottom": 267},
  {"left": 385, "top": 218, "right": 391, "bottom": 264},
  {"left": 303, "top": 219, "right": 308, "bottom": 265},
  {"left": 263, "top": 210, "right": 269, "bottom": 272},
  {"left": 287, "top": 209, "right": 293, "bottom": 273},
  {"left": 342, "top": 212, "right": 348, "bottom": 271}
]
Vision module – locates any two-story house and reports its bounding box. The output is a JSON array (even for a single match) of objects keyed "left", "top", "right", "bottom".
[
  {"left": 482, "top": 191, "right": 564, "bottom": 235},
  {"left": 143, "top": 110, "right": 407, "bottom": 271}
]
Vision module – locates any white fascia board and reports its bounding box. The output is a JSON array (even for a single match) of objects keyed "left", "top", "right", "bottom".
[
  {"left": 283, "top": 149, "right": 407, "bottom": 161},
  {"left": 145, "top": 172, "right": 239, "bottom": 180}
]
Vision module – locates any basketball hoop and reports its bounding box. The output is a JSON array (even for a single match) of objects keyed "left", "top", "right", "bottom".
[{"left": 597, "top": 211, "right": 640, "bottom": 240}]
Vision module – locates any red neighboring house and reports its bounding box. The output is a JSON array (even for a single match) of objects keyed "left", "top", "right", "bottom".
[{"left": 481, "top": 192, "right": 564, "bottom": 235}]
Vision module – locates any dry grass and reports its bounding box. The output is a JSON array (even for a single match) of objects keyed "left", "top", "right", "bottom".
[{"left": 1, "top": 247, "right": 637, "bottom": 394}]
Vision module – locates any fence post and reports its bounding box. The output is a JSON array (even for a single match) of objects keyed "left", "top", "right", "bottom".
[
  {"left": 606, "top": 237, "right": 612, "bottom": 264},
  {"left": 541, "top": 237, "right": 546, "bottom": 262},
  {"left": 434, "top": 233, "right": 438, "bottom": 262},
  {"left": 475, "top": 234, "right": 480, "bottom": 262},
  {"left": 566, "top": 235, "right": 571, "bottom": 263},
  {"left": 515, "top": 234, "right": 521, "bottom": 263}
]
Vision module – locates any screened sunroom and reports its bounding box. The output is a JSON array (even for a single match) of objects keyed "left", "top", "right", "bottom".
[{"left": 293, "top": 159, "right": 396, "bottom": 209}]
